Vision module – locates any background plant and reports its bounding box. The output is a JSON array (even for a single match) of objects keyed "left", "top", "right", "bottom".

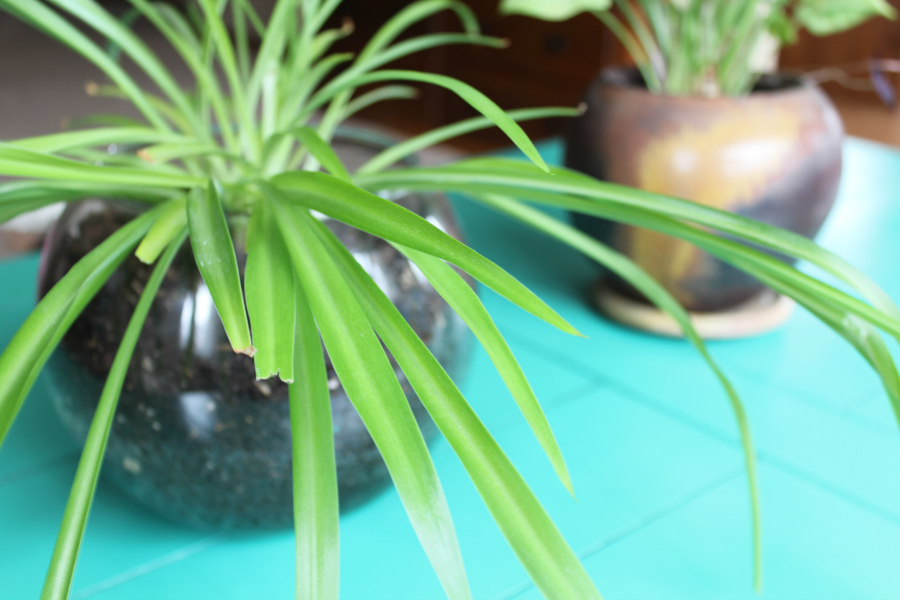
[
  {"left": 500, "top": 0, "right": 897, "bottom": 96},
  {"left": 1, "top": 1, "right": 900, "bottom": 599}
]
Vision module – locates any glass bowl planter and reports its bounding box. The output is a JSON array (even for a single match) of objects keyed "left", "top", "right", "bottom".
[{"left": 37, "top": 136, "right": 473, "bottom": 529}]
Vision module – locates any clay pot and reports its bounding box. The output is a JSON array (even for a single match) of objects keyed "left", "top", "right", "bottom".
[
  {"left": 565, "top": 67, "right": 843, "bottom": 312},
  {"left": 37, "top": 138, "right": 473, "bottom": 529}
]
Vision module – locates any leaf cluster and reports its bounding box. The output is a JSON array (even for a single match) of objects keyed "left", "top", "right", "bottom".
[{"left": 500, "top": 0, "right": 897, "bottom": 96}]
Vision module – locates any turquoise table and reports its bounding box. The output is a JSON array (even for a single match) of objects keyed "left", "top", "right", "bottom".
[{"left": 3, "top": 138, "right": 900, "bottom": 599}]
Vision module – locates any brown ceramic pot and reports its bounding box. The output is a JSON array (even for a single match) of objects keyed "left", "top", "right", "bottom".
[{"left": 565, "top": 67, "right": 844, "bottom": 312}]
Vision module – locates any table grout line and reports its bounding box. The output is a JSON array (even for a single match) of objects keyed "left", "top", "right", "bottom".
[
  {"left": 718, "top": 358, "right": 885, "bottom": 420},
  {"left": 500, "top": 314, "right": 894, "bottom": 445},
  {"left": 503, "top": 329, "right": 741, "bottom": 448},
  {"left": 611, "top": 386, "right": 900, "bottom": 525},
  {"left": 490, "top": 462, "right": 747, "bottom": 600},
  {"left": 480, "top": 376, "right": 612, "bottom": 433},
  {"left": 497, "top": 310, "right": 885, "bottom": 425},
  {"left": 430, "top": 375, "right": 611, "bottom": 461},
  {"left": 495, "top": 450, "right": 900, "bottom": 600},
  {"left": 836, "top": 394, "right": 900, "bottom": 441},
  {"left": 501, "top": 323, "right": 900, "bottom": 525},
  {"left": 759, "top": 453, "right": 900, "bottom": 528},
  {"left": 495, "top": 326, "right": 614, "bottom": 384},
  {"left": 72, "top": 533, "right": 230, "bottom": 599}
]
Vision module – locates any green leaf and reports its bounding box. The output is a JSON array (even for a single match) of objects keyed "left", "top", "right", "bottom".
[
  {"left": 540, "top": 191, "right": 900, "bottom": 341},
  {"left": 307, "top": 19, "right": 354, "bottom": 64},
  {"left": 245, "top": 201, "right": 296, "bottom": 381},
  {"left": 307, "top": 214, "right": 603, "bottom": 600},
  {"left": 341, "top": 85, "right": 420, "bottom": 119},
  {"left": 232, "top": 0, "right": 251, "bottom": 80},
  {"left": 270, "top": 171, "right": 580, "bottom": 337},
  {"left": 796, "top": 0, "right": 896, "bottom": 35},
  {"left": 766, "top": 10, "right": 799, "bottom": 44},
  {"left": 292, "top": 31, "right": 505, "bottom": 151},
  {"left": 840, "top": 315, "right": 900, "bottom": 430},
  {"left": 246, "top": 0, "right": 301, "bottom": 116},
  {"left": 10, "top": 128, "right": 193, "bottom": 154},
  {"left": 309, "top": 0, "right": 346, "bottom": 33},
  {"left": 102, "top": 5, "right": 141, "bottom": 63},
  {"left": 368, "top": 32, "right": 506, "bottom": 68},
  {"left": 353, "top": 158, "right": 900, "bottom": 326},
  {"left": 276, "top": 53, "right": 355, "bottom": 137},
  {"left": 0, "top": 144, "right": 203, "bottom": 188},
  {"left": 398, "top": 244, "right": 574, "bottom": 496},
  {"left": 0, "top": 180, "right": 170, "bottom": 225},
  {"left": 269, "top": 195, "right": 471, "bottom": 600},
  {"left": 0, "top": 206, "right": 161, "bottom": 448},
  {"left": 549, "top": 187, "right": 900, "bottom": 341},
  {"left": 261, "top": 59, "right": 279, "bottom": 140},
  {"left": 196, "top": 0, "right": 258, "bottom": 159},
  {"left": 357, "top": 0, "right": 480, "bottom": 62},
  {"left": 135, "top": 195, "right": 188, "bottom": 264},
  {"left": 62, "top": 148, "right": 191, "bottom": 175},
  {"left": 313, "top": 0, "right": 344, "bottom": 31},
  {"left": 332, "top": 33, "right": 507, "bottom": 96},
  {"left": 550, "top": 194, "right": 900, "bottom": 451},
  {"left": 471, "top": 192, "right": 763, "bottom": 590},
  {"left": 124, "top": 0, "right": 239, "bottom": 152},
  {"left": 499, "top": 0, "right": 612, "bottom": 21},
  {"left": 289, "top": 272, "right": 339, "bottom": 600},
  {"left": 288, "top": 127, "right": 351, "bottom": 182},
  {"left": 358, "top": 107, "right": 582, "bottom": 174},
  {"left": 153, "top": 0, "right": 203, "bottom": 55},
  {"left": 40, "top": 230, "right": 185, "bottom": 600},
  {"left": 186, "top": 180, "right": 254, "bottom": 356},
  {"left": 306, "top": 70, "right": 549, "bottom": 172},
  {"left": 233, "top": 0, "right": 266, "bottom": 36},
  {"left": 714, "top": 248, "right": 900, "bottom": 438}
]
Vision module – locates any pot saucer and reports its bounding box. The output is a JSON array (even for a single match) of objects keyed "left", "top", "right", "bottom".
[{"left": 593, "top": 284, "right": 795, "bottom": 340}]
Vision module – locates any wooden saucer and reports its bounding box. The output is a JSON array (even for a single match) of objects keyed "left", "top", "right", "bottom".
[{"left": 593, "top": 285, "right": 795, "bottom": 340}]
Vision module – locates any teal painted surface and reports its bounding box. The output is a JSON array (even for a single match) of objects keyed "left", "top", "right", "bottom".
[{"left": 2, "top": 137, "right": 900, "bottom": 599}]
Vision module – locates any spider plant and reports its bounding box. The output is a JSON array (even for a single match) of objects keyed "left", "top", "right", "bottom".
[
  {"left": 2, "top": 1, "right": 900, "bottom": 599},
  {"left": 500, "top": 0, "right": 897, "bottom": 96}
]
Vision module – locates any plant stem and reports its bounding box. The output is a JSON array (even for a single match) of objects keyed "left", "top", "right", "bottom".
[
  {"left": 594, "top": 10, "right": 662, "bottom": 93},
  {"left": 615, "top": 0, "right": 667, "bottom": 86}
]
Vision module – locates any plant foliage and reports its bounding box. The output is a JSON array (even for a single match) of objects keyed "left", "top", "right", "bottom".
[
  {"left": 1, "top": 1, "right": 899, "bottom": 599},
  {"left": 500, "top": 0, "right": 897, "bottom": 95}
]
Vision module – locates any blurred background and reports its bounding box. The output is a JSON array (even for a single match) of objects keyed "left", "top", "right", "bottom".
[
  {"left": 2, "top": 0, "right": 898, "bottom": 148},
  {"left": 329, "top": 0, "right": 900, "bottom": 151},
  {"left": 1, "top": 0, "right": 898, "bottom": 254}
]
